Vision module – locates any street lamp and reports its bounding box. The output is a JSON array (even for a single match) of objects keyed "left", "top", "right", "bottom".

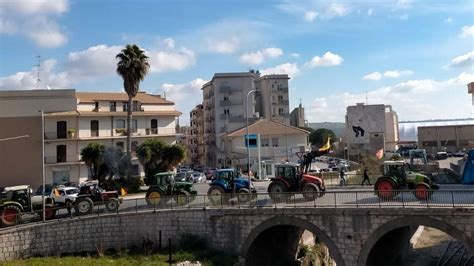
[
  {"left": 40, "top": 110, "right": 45, "bottom": 222},
  {"left": 245, "top": 90, "right": 258, "bottom": 186}
]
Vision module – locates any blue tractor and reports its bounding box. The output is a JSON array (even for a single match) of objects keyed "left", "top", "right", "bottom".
[{"left": 207, "top": 168, "right": 257, "bottom": 205}]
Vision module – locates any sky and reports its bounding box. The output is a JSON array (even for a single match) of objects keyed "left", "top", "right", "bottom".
[{"left": 0, "top": 0, "right": 473, "bottom": 125}]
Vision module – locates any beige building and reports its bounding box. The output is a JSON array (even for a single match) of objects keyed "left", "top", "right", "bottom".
[
  {"left": 0, "top": 89, "right": 181, "bottom": 188},
  {"left": 418, "top": 124, "right": 474, "bottom": 155},
  {"left": 177, "top": 126, "right": 193, "bottom": 165},
  {"left": 345, "top": 103, "right": 399, "bottom": 156},
  {"left": 290, "top": 102, "right": 306, "bottom": 128},
  {"left": 222, "top": 119, "right": 309, "bottom": 178},
  {"left": 201, "top": 71, "right": 290, "bottom": 168}
]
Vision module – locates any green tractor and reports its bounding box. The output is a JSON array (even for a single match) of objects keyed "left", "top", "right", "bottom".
[
  {"left": 145, "top": 172, "right": 197, "bottom": 207},
  {"left": 0, "top": 185, "right": 56, "bottom": 226},
  {"left": 374, "top": 161, "right": 439, "bottom": 200}
]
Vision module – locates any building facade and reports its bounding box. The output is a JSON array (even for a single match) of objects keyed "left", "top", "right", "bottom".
[
  {"left": 469, "top": 82, "right": 474, "bottom": 118},
  {"left": 201, "top": 71, "right": 290, "bottom": 168},
  {"left": 189, "top": 104, "right": 205, "bottom": 167},
  {"left": 222, "top": 119, "right": 309, "bottom": 178},
  {"left": 290, "top": 102, "right": 306, "bottom": 128},
  {"left": 418, "top": 124, "right": 474, "bottom": 155},
  {"left": 0, "top": 89, "right": 181, "bottom": 188},
  {"left": 345, "top": 103, "right": 399, "bottom": 156}
]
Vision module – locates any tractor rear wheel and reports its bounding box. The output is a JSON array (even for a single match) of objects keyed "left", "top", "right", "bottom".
[
  {"left": 74, "top": 197, "right": 93, "bottom": 215},
  {"left": 374, "top": 178, "right": 396, "bottom": 200},
  {"left": 302, "top": 183, "right": 320, "bottom": 201},
  {"left": 175, "top": 190, "right": 191, "bottom": 206},
  {"left": 413, "top": 183, "right": 431, "bottom": 200},
  {"left": 105, "top": 198, "right": 119, "bottom": 212},
  {"left": 1, "top": 205, "right": 21, "bottom": 226},
  {"left": 268, "top": 181, "right": 288, "bottom": 203},
  {"left": 146, "top": 189, "right": 165, "bottom": 208},
  {"left": 207, "top": 186, "right": 226, "bottom": 206}
]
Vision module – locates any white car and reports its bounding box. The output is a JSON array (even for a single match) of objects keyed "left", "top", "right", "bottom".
[{"left": 51, "top": 186, "right": 79, "bottom": 206}]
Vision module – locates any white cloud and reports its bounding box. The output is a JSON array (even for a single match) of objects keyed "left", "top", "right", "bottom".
[
  {"left": 66, "top": 45, "right": 122, "bottom": 79},
  {"left": 305, "top": 52, "right": 343, "bottom": 68},
  {"left": 304, "top": 11, "right": 318, "bottom": 22},
  {"left": 447, "top": 51, "right": 474, "bottom": 68},
  {"left": 0, "top": 0, "right": 69, "bottom": 48},
  {"left": 383, "top": 70, "right": 414, "bottom": 78},
  {"left": 208, "top": 36, "right": 240, "bottom": 54},
  {"left": 149, "top": 47, "right": 196, "bottom": 73},
  {"left": 363, "top": 72, "right": 382, "bottom": 81},
  {"left": 362, "top": 70, "right": 413, "bottom": 81},
  {"left": 239, "top": 47, "right": 283, "bottom": 65},
  {"left": 163, "top": 38, "right": 175, "bottom": 49},
  {"left": 327, "top": 3, "right": 350, "bottom": 17},
  {"left": 460, "top": 25, "right": 474, "bottom": 38},
  {"left": 306, "top": 72, "right": 474, "bottom": 122},
  {"left": 260, "top": 63, "right": 299, "bottom": 79},
  {"left": 444, "top": 17, "right": 452, "bottom": 24},
  {"left": 160, "top": 78, "right": 207, "bottom": 125},
  {"left": 367, "top": 8, "right": 374, "bottom": 16},
  {"left": 291, "top": 53, "right": 300, "bottom": 58}
]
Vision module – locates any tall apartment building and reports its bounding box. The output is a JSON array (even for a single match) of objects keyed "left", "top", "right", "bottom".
[
  {"left": 189, "top": 104, "right": 205, "bottom": 166},
  {"left": 201, "top": 71, "right": 290, "bottom": 167},
  {"left": 0, "top": 89, "right": 181, "bottom": 188},
  {"left": 345, "top": 103, "right": 399, "bottom": 157},
  {"left": 290, "top": 102, "right": 306, "bottom": 128},
  {"left": 177, "top": 126, "right": 192, "bottom": 165}
]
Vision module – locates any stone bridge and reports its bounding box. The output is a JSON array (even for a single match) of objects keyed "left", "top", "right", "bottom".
[{"left": 0, "top": 207, "right": 473, "bottom": 265}]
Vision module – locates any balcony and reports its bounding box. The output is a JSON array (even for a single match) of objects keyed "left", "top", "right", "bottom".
[
  {"left": 45, "top": 156, "right": 80, "bottom": 164},
  {"left": 219, "top": 100, "right": 233, "bottom": 107},
  {"left": 219, "top": 85, "right": 234, "bottom": 94},
  {"left": 272, "top": 87, "right": 288, "bottom": 93},
  {"left": 44, "top": 132, "right": 76, "bottom": 140},
  {"left": 277, "top": 99, "right": 289, "bottom": 105}
]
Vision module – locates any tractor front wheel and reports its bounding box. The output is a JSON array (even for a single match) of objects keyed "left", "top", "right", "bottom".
[
  {"left": 207, "top": 186, "right": 226, "bottom": 206},
  {"left": 414, "top": 183, "right": 431, "bottom": 200},
  {"left": 1, "top": 205, "right": 21, "bottom": 226},
  {"left": 375, "top": 178, "right": 396, "bottom": 200},
  {"left": 105, "top": 198, "right": 120, "bottom": 212},
  {"left": 175, "top": 190, "right": 191, "bottom": 206},
  {"left": 74, "top": 197, "right": 93, "bottom": 215},
  {"left": 302, "top": 183, "right": 320, "bottom": 201},
  {"left": 268, "top": 181, "right": 288, "bottom": 203},
  {"left": 237, "top": 188, "right": 252, "bottom": 203},
  {"left": 146, "top": 189, "right": 165, "bottom": 208}
]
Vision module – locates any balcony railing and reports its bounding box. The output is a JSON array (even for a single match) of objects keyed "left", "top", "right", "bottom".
[
  {"left": 44, "top": 156, "right": 80, "bottom": 164},
  {"left": 44, "top": 132, "right": 76, "bottom": 140},
  {"left": 219, "top": 100, "right": 233, "bottom": 107},
  {"left": 272, "top": 87, "right": 288, "bottom": 92},
  {"left": 278, "top": 99, "right": 289, "bottom": 105}
]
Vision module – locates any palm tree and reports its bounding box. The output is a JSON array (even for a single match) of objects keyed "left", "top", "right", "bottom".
[
  {"left": 116, "top": 44, "right": 150, "bottom": 158},
  {"left": 80, "top": 143, "right": 105, "bottom": 180}
]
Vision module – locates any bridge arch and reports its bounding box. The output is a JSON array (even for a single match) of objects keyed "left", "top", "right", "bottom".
[
  {"left": 357, "top": 215, "right": 474, "bottom": 266},
  {"left": 241, "top": 216, "right": 345, "bottom": 266}
]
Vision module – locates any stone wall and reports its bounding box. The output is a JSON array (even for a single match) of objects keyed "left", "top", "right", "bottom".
[{"left": 0, "top": 207, "right": 472, "bottom": 265}]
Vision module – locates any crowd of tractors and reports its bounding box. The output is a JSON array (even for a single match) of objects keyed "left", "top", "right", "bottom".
[{"left": 1, "top": 153, "right": 443, "bottom": 227}]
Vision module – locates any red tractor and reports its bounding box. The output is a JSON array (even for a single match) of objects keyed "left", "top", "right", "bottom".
[{"left": 267, "top": 163, "right": 326, "bottom": 202}]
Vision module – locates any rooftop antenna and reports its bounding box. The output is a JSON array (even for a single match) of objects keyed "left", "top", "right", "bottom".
[
  {"left": 163, "top": 90, "right": 166, "bottom": 99},
  {"left": 34, "top": 55, "right": 41, "bottom": 89},
  {"left": 365, "top": 90, "right": 368, "bottom": 105}
]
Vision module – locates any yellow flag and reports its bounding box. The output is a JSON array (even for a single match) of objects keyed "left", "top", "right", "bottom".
[
  {"left": 318, "top": 137, "right": 331, "bottom": 151},
  {"left": 120, "top": 187, "right": 127, "bottom": 196}
]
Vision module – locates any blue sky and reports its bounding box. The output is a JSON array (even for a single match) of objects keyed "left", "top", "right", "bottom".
[{"left": 0, "top": 0, "right": 473, "bottom": 124}]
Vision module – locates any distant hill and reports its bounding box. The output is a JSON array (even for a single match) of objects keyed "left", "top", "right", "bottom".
[{"left": 308, "top": 122, "right": 345, "bottom": 138}]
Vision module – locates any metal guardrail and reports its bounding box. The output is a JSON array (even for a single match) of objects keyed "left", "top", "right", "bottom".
[{"left": 1, "top": 190, "right": 474, "bottom": 230}]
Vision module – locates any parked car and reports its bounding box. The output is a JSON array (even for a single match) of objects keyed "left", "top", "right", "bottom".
[
  {"left": 192, "top": 172, "right": 206, "bottom": 183},
  {"left": 435, "top": 152, "right": 448, "bottom": 160},
  {"left": 453, "top": 151, "right": 466, "bottom": 157},
  {"left": 51, "top": 186, "right": 79, "bottom": 207},
  {"left": 175, "top": 171, "right": 194, "bottom": 182}
]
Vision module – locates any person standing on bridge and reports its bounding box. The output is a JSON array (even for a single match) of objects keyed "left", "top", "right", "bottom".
[
  {"left": 339, "top": 168, "right": 346, "bottom": 186},
  {"left": 361, "top": 167, "right": 372, "bottom": 186}
]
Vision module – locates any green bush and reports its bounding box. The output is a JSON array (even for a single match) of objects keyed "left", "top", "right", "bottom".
[{"left": 124, "top": 176, "right": 144, "bottom": 193}]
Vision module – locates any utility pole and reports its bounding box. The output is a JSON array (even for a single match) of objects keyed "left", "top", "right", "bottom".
[{"left": 35, "top": 56, "right": 41, "bottom": 89}]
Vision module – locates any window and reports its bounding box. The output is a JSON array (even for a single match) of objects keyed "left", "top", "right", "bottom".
[
  {"left": 56, "top": 121, "right": 67, "bottom": 139},
  {"left": 116, "top": 119, "right": 125, "bottom": 129},
  {"left": 132, "top": 164, "right": 139, "bottom": 176},
  {"left": 94, "top": 102, "right": 99, "bottom": 111},
  {"left": 132, "top": 119, "right": 137, "bottom": 133},
  {"left": 131, "top": 141, "right": 138, "bottom": 152},
  {"left": 91, "top": 120, "right": 99, "bottom": 137},
  {"left": 224, "top": 109, "right": 230, "bottom": 114},
  {"left": 122, "top": 102, "right": 128, "bottom": 112},
  {"left": 278, "top": 108, "right": 285, "bottom": 116},
  {"left": 151, "top": 119, "right": 158, "bottom": 134},
  {"left": 261, "top": 138, "right": 269, "bottom": 147},
  {"left": 223, "top": 96, "right": 229, "bottom": 101},
  {"left": 56, "top": 145, "right": 66, "bottom": 163},
  {"left": 272, "top": 138, "right": 279, "bottom": 147},
  {"left": 116, "top": 142, "right": 124, "bottom": 150},
  {"left": 109, "top": 102, "right": 116, "bottom": 112}
]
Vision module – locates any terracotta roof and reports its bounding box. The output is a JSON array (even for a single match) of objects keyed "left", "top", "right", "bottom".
[
  {"left": 223, "top": 119, "right": 310, "bottom": 137},
  {"left": 76, "top": 92, "right": 174, "bottom": 105},
  {"left": 45, "top": 110, "right": 181, "bottom": 117}
]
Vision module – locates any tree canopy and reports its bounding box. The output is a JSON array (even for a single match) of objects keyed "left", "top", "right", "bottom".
[
  {"left": 136, "top": 139, "right": 186, "bottom": 184},
  {"left": 309, "top": 128, "right": 336, "bottom": 146}
]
